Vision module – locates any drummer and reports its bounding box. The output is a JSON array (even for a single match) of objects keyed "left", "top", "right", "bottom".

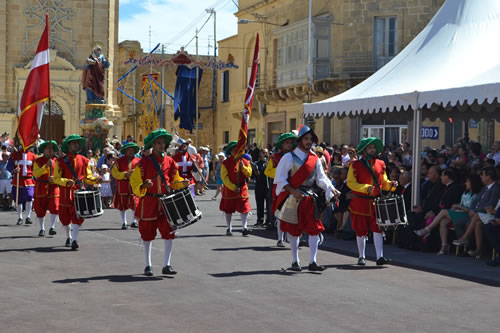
[
  {"left": 346, "top": 137, "right": 397, "bottom": 266},
  {"left": 53, "top": 135, "right": 101, "bottom": 250},
  {"left": 130, "top": 129, "right": 188, "bottom": 277},
  {"left": 33, "top": 140, "right": 60, "bottom": 237},
  {"left": 111, "top": 142, "right": 141, "bottom": 230}
]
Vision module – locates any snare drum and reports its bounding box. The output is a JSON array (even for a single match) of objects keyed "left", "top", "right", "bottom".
[
  {"left": 74, "top": 190, "right": 103, "bottom": 219},
  {"left": 375, "top": 195, "right": 407, "bottom": 228},
  {"left": 160, "top": 187, "right": 202, "bottom": 231}
]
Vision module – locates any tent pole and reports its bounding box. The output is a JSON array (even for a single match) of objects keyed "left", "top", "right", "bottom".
[{"left": 411, "top": 107, "right": 422, "bottom": 207}]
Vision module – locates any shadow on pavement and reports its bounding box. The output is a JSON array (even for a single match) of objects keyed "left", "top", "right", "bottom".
[
  {"left": 81, "top": 228, "right": 128, "bottom": 232},
  {"left": 209, "top": 270, "right": 303, "bottom": 277},
  {"left": 177, "top": 234, "right": 224, "bottom": 239},
  {"left": 0, "top": 235, "right": 40, "bottom": 240},
  {"left": 0, "top": 246, "right": 69, "bottom": 253},
  {"left": 325, "top": 264, "right": 387, "bottom": 270},
  {"left": 53, "top": 274, "right": 172, "bottom": 284},
  {"left": 212, "top": 246, "right": 289, "bottom": 252}
]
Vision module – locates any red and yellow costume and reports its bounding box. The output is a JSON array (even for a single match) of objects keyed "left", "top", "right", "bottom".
[
  {"left": 112, "top": 155, "right": 140, "bottom": 211},
  {"left": 347, "top": 158, "right": 393, "bottom": 236},
  {"left": 33, "top": 155, "right": 59, "bottom": 217},
  {"left": 219, "top": 155, "right": 252, "bottom": 214},
  {"left": 131, "top": 152, "right": 183, "bottom": 241},
  {"left": 53, "top": 152, "right": 98, "bottom": 226}
]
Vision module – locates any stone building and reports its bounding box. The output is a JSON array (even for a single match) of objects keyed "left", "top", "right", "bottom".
[
  {"left": 216, "top": 0, "right": 497, "bottom": 150},
  {"left": 0, "top": 0, "right": 122, "bottom": 144},
  {"left": 117, "top": 41, "right": 216, "bottom": 149}
]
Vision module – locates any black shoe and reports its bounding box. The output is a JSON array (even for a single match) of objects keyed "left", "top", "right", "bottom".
[
  {"left": 131, "top": 222, "right": 139, "bottom": 228},
  {"left": 290, "top": 262, "right": 302, "bottom": 271},
  {"left": 277, "top": 240, "right": 285, "bottom": 248},
  {"left": 308, "top": 262, "right": 326, "bottom": 272},
  {"left": 162, "top": 265, "right": 177, "bottom": 275},
  {"left": 254, "top": 220, "right": 264, "bottom": 226},
  {"left": 16, "top": 218, "right": 23, "bottom": 225},
  {"left": 71, "top": 240, "right": 79, "bottom": 251},
  {"left": 38, "top": 229, "right": 45, "bottom": 237},
  {"left": 121, "top": 224, "right": 128, "bottom": 230},
  {"left": 144, "top": 266, "right": 153, "bottom": 276},
  {"left": 65, "top": 238, "right": 72, "bottom": 247},
  {"left": 25, "top": 217, "right": 32, "bottom": 225},
  {"left": 226, "top": 229, "right": 232, "bottom": 236},
  {"left": 357, "top": 258, "right": 366, "bottom": 266},
  {"left": 376, "top": 257, "right": 391, "bottom": 266},
  {"left": 49, "top": 228, "right": 56, "bottom": 235},
  {"left": 298, "top": 240, "right": 308, "bottom": 247},
  {"left": 242, "top": 228, "right": 250, "bottom": 236}
]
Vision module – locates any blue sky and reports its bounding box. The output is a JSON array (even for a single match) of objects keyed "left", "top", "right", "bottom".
[{"left": 119, "top": 0, "right": 239, "bottom": 55}]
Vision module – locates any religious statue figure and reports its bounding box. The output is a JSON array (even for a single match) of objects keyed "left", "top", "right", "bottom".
[{"left": 82, "top": 44, "right": 110, "bottom": 104}]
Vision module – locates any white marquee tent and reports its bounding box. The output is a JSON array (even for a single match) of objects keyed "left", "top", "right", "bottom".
[{"left": 303, "top": 0, "right": 500, "bottom": 204}]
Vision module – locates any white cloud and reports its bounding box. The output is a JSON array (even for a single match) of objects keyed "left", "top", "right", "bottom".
[{"left": 119, "top": 0, "right": 238, "bottom": 56}]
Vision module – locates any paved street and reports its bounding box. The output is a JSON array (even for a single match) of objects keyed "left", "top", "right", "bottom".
[{"left": 1, "top": 190, "right": 499, "bottom": 333}]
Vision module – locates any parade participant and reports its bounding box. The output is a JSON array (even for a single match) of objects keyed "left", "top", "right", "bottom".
[
  {"left": 130, "top": 129, "right": 188, "bottom": 276},
  {"left": 111, "top": 142, "right": 140, "bottom": 229},
  {"left": 33, "top": 140, "right": 60, "bottom": 237},
  {"left": 8, "top": 147, "right": 37, "bottom": 225},
  {"left": 219, "top": 140, "right": 252, "bottom": 236},
  {"left": 264, "top": 132, "right": 297, "bottom": 246},
  {"left": 347, "top": 137, "right": 397, "bottom": 266},
  {"left": 274, "top": 126, "right": 339, "bottom": 271},
  {"left": 173, "top": 139, "right": 197, "bottom": 187},
  {"left": 53, "top": 135, "right": 101, "bottom": 250}
]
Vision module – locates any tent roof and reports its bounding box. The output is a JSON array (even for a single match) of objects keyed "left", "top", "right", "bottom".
[{"left": 304, "top": 0, "right": 500, "bottom": 118}]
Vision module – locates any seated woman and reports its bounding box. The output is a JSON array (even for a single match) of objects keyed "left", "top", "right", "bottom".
[{"left": 414, "top": 174, "right": 482, "bottom": 255}]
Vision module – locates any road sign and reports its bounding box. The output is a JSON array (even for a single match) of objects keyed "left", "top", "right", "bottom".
[{"left": 421, "top": 126, "right": 439, "bottom": 140}]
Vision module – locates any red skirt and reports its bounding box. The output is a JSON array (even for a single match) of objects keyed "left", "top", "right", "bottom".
[{"left": 279, "top": 196, "right": 324, "bottom": 236}]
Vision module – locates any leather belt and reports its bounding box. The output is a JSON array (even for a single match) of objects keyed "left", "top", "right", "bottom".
[
  {"left": 145, "top": 193, "right": 164, "bottom": 198},
  {"left": 354, "top": 194, "right": 377, "bottom": 200}
]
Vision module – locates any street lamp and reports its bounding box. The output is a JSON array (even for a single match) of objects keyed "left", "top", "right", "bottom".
[{"left": 237, "top": 19, "right": 288, "bottom": 27}]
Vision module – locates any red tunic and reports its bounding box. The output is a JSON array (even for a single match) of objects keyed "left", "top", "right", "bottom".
[
  {"left": 173, "top": 152, "right": 196, "bottom": 184},
  {"left": 33, "top": 156, "right": 59, "bottom": 217},
  {"left": 10, "top": 151, "right": 36, "bottom": 187},
  {"left": 219, "top": 156, "right": 252, "bottom": 214},
  {"left": 133, "top": 153, "right": 179, "bottom": 241},
  {"left": 112, "top": 155, "right": 140, "bottom": 211}
]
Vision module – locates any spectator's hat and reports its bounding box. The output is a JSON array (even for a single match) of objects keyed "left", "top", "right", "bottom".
[
  {"left": 120, "top": 142, "right": 140, "bottom": 155},
  {"left": 217, "top": 152, "right": 225, "bottom": 159},
  {"left": 61, "top": 134, "right": 85, "bottom": 154},
  {"left": 224, "top": 140, "right": 238, "bottom": 156},
  {"left": 101, "top": 164, "right": 108, "bottom": 170},
  {"left": 314, "top": 146, "right": 324, "bottom": 154},
  {"left": 39, "top": 140, "right": 59, "bottom": 153},
  {"left": 177, "top": 138, "right": 188, "bottom": 146},
  {"left": 199, "top": 146, "right": 209, "bottom": 152},
  {"left": 356, "top": 137, "right": 383, "bottom": 155},
  {"left": 297, "top": 125, "right": 318, "bottom": 144},
  {"left": 144, "top": 129, "right": 173, "bottom": 150},
  {"left": 276, "top": 132, "right": 297, "bottom": 150}
]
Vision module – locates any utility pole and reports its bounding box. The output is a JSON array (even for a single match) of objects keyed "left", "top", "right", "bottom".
[
  {"left": 206, "top": 8, "right": 217, "bottom": 147},
  {"left": 195, "top": 28, "right": 199, "bottom": 148}
]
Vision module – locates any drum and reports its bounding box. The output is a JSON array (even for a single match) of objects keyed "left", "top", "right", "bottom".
[
  {"left": 74, "top": 190, "right": 103, "bottom": 219},
  {"left": 160, "top": 187, "right": 202, "bottom": 232},
  {"left": 375, "top": 195, "right": 407, "bottom": 228}
]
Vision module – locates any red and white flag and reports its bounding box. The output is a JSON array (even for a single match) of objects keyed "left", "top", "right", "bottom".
[
  {"left": 234, "top": 33, "right": 259, "bottom": 160},
  {"left": 18, "top": 14, "right": 50, "bottom": 150}
]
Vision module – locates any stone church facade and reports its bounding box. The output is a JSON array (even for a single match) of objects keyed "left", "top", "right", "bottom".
[{"left": 0, "top": 0, "right": 122, "bottom": 143}]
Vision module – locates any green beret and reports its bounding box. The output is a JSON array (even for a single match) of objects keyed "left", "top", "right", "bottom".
[
  {"left": 120, "top": 142, "right": 140, "bottom": 155},
  {"left": 144, "top": 129, "right": 173, "bottom": 150},
  {"left": 356, "top": 137, "right": 383, "bottom": 155},
  {"left": 61, "top": 134, "right": 85, "bottom": 154}
]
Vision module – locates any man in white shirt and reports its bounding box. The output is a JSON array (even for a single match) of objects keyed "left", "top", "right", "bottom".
[
  {"left": 274, "top": 125, "right": 339, "bottom": 272},
  {"left": 487, "top": 141, "right": 500, "bottom": 166}
]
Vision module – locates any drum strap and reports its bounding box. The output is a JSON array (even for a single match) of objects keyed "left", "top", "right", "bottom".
[
  {"left": 63, "top": 156, "right": 83, "bottom": 189},
  {"left": 361, "top": 158, "right": 382, "bottom": 195},
  {"left": 149, "top": 155, "right": 170, "bottom": 194}
]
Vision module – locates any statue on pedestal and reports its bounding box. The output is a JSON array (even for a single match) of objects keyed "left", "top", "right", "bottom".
[{"left": 82, "top": 44, "right": 110, "bottom": 104}]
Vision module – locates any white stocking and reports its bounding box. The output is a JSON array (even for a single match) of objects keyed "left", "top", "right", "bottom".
[
  {"left": 225, "top": 213, "right": 232, "bottom": 231},
  {"left": 38, "top": 217, "right": 45, "bottom": 231},
  {"left": 120, "top": 210, "right": 127, "bottom": 225},
  {"left": 72, "top": 224, "right": 80, "bottom": 242},
  {"left": 49, "top": 214, "right": 58, "bottom": 229},
  {"left": 144, "top": 241, "right": 152, "bottom": 267},
  {"left": 240, "top": 213, "right": 248, "bottom": 230},
  {"left": 164, "top": 239, "right": 173, "bottom": 267},
  {"left": 64, "top": 225, "right": 71, "bottom": 239},
  {"left": 356, "top": 236, "right": 366, "bottom": 259},
  {"left": 287, "top": 234, "right": 300, "bottom": 264},
  {"left": 25, "top": 201, "right": 32, "bottom": 218},
  {"left": 309, "top": 235, "right": 320, "bottom": 264},
  {"left": 17, "top": 204, "right": 23, "bottom": 219},
  {"left": 277, "top": 220, "right": 284, "bottom": 241},
  {"left": 373, "top": 232, "right": 384, "bottom": 259}
]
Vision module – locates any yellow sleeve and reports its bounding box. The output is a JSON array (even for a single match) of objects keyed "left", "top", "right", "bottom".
[
  {"left": 221, "top": 163, "right": 237, "bottom": 192},
  {"left": 130, "top": 165, "right": 147, "bottom": 197},
  {"left": 53, "top": 160, "right": 70, "bottom": 187},
  {"left": 264, "top": 159, "right": 276, "bottom": 178},
  {"left": 381, "top": 165, "right": 394, "bottom": 191},
  {"left": 346, "top": 164, "right": 372, "bottom": 194},
  {"left": 111, "top": 164, "right": 127, "bottom": 180},
  {"left": 33, "top": 161, "right": 49, "bottom": 179},
  {"left": 83, "top": 163, "right": 98, "bottom": 185},
  {"left": 240, "top": 162, "right": 252, "bottom": 179},
  {"left": 170, "top": 171, "right": 186, "bottom": 191}
]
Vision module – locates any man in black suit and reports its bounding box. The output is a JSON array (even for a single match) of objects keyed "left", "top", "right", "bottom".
[
  {"left": 398, "top": 170, "right": 412, "bottom": 212},
  {"left": 253, "top": 149, "right": 269, "bottom": 226}
]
